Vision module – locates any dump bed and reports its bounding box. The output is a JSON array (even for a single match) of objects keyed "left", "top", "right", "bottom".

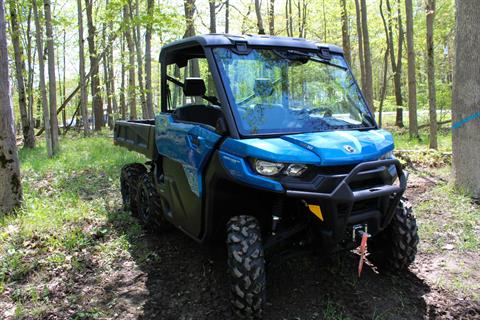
[{"left": 113, "top": 120, "right": 157, "bottom": 159}]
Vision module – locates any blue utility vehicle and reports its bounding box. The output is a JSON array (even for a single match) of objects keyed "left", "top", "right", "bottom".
[{"left": 114, "top": 34, "right": 418, "bottom": 319}]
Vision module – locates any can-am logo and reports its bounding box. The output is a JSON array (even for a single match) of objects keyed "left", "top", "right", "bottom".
[{"left": 343, "top": 145, "right": 355, "bottom": 153}]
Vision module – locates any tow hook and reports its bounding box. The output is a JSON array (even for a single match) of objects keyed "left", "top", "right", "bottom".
[{"left": 353, "top": 225, "right": 370, "bottom": 277}]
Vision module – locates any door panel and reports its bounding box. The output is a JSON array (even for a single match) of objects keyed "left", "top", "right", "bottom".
[{"left": 155, "top": 114, "right": 222, "bottom": 236}]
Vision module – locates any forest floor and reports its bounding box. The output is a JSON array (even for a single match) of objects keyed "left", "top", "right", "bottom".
[{"left": 1, "top": 130, "right": 479, "bottom": 320}]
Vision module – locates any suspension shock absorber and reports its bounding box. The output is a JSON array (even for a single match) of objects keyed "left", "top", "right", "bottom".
[{"left": 271, "top": 196, "right": 284, "bottom": 235}]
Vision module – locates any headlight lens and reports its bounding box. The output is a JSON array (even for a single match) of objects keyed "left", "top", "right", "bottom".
[
  {"left": 255, "top": 160, "right": 284, "bottom": 176},
  {"left": 285, "top": 163, "right": 308, "bottom": 177},
  {"left": 253, "top": 159, "right": 308, "bottom": 177},
  {"left": 380, "top": 151, "right": 394, "bottom": 160}
]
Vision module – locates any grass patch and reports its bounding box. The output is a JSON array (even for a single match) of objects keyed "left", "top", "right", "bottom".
[{"left": 0, "top": 133, "right": 146, "bottom": 318}]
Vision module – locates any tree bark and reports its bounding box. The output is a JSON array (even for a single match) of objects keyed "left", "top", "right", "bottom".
[
  {"left": 120, "top": 35, "right": 127, "bottom": 120},
  {"left": 85, "top": 0, "right": 103, "bottom": 130},
  {"left": 354, "top": 0, "right": 366, "bottom": 92},
  {"left": 268, "top": 0, "right": 274, "bottom": 35},
  {"left": 77, "top": 0, "right": 89, "bottom": 135},
  {"left": 0, "top": 0, "right": 22, "bottom": 214},
  {"left": 102, "top": 19, "right": 113, "bottom": 129},
  {"left": 254, "top": 0, "right": 265, "bottom": 35},
  {"left": 145, "top": 0, "right": 154, "bottom": 118},
  {"left": 8, "top": 0, "right": 35, "bottom": 148},
  {"left": 25, "top": 6, "right": 35, "bottom": 132},
  {"left": 32, "top": 0, "right": 53, "bottom": 157},
  {"left": 224, "top": 0, "right": 229, "bottom": 33},
  {"left": 124, "top": 5, "right": 137, "bottom": 119},
  {"left": 44, "top": 0, "right": 59, "bottom": 154},
  {"left": 132, "top": 0, "right": 147, "bottom": 118},
  {"left": 209, "top": 0, "right": 216, "bottom": 33},
  {"left": 452, "top": 0, "right": 480, "bottom": 197},
  {"left": 340, "top": 0, "right": 351, "bottom": 65},
  {"left": 405, "top": 0, "right": 418, "bottom": 138},
  {"left": 360, "top": 0, "right": 374, "bottom": 110},
  {"left": 426, "top": 0, "right": 437, "bottom": 149}
]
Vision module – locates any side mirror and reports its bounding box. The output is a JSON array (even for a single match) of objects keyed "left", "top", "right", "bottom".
[{"left": 215, "top": 117, "right": 228, "bottom": 135}]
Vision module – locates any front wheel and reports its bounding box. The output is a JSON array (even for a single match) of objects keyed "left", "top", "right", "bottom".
[
  {"left": 226, "top": 216, "right": 266, "bottom": 319},
  {"left": 369, "top": 199, "right": 419, "bottom": 271}
]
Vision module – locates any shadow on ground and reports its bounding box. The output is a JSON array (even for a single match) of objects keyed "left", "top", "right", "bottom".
[{"left": 107, "top": 209, "right": 431, "bottom": 320}]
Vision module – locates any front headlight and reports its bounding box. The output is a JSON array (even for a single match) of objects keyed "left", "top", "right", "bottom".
[
  {"left": 253, "top": 159, "right": 308, "bottom": 177},
  {"left": 254, "top": 160, "right": 284, "bottom": 176},
  {"left": 379, "top": 151, "right": 394, "bottom": 160}
]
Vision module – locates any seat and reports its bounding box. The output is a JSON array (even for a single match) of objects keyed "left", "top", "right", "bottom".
[{"left": 173, "top": 104, "right": 224, "bottom": 129}]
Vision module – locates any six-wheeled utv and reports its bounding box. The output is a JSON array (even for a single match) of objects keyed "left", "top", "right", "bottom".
[{"left": 114, "top": 34, "right": 419, "bottom": 319}]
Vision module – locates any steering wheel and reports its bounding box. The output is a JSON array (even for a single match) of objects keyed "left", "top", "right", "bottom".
[{"left": 307, "top": 107, "right": 334, "bottom": 117}]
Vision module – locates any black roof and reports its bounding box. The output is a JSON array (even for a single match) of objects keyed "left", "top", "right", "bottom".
[{"left": 160, "top": 34, "right": 343, "bottom": 63}]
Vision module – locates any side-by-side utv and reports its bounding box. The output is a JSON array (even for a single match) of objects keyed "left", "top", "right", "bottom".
[{"left": 114, "top": 34, "right": 419, "bottom": 319}]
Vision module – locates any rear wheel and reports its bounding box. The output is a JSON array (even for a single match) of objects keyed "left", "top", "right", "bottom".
[
  {"left": 120, "top": 163, "right": 147, "bottom": 214},
  {"left": 369, "top": 199, "right": 419, "bottom": 271},
  {"left": 226, "top": 215, "right": 266, "bottom": 319},
  {"left": 136, "top": 173, "right": 169, "bottom": 230}
]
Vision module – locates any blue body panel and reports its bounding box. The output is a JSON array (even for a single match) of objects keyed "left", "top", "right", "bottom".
[
  {"left": 218, "top": 151, "right": 284, "bottom": 192},
  {"left": 155, "top": 114, "right": 221, "bottom": 196}
]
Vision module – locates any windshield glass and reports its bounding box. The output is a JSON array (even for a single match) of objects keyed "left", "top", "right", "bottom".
[{"left": 213, "top": 48, "right": 375, "bottom": 135}]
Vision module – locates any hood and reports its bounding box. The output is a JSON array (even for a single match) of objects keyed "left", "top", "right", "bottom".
[{"left": 221, "top": 129, "right": 394, "bottom": 166}]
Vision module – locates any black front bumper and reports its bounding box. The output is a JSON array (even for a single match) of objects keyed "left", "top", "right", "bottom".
[{"left": 285, "top": 159, "right": 407, "bottom": 248}]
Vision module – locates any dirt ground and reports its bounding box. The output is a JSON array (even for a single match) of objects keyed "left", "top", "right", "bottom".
[
  {"left": 96, "top": 174, "right": 479, "bottom": 320},
  {"left": 2, "top": 172, "right": 479, "bottom": 320}
]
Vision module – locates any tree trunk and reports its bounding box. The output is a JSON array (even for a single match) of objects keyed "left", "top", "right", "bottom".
[
  {"left": 354, "top": 0, "right": 366, "bottom": 92},
  {"left": 32, "top": 0, "right": 53, "bottom": 157},
  {"left": 132, "top": 0, "right": 147, "bottom": 118},
  {"left": 145, "top": 0, "right": 154, "bottom": 118},
  {"left": 209, "top": 0, "right": 216, "bottom": 33},
  {"left": 426, "top": 0, "right": 437, "bottom": 149},
  {"left": 102, "top": 19, "right": 113, "bottom": 129},
  {"left": 124, "top": 5, "right": 137, "bottom": 119},
  {"left": 0, "top": 0, "right": 22, "bottom": 214},
  {"left": 8, "top": 0, "right": 35, "bottom": 148},
  {"left": 224, "top": 0, "right": 229, "bottom": 33},
  {"left": 120, "top": 35, "right": 127, "bottom": 120},
  {"left": 77, "top": 0, "right": 89, "bottom": 135},
  {"left": 254, "top": 0, "right": 265, "bottom": 35},
  {"left": 340, "top": 0, "right": 351, "bottom": 65},
  {"left": 44, "top": 0, "right": 59, "bottom": 154},
  {"left": 379, "top": 0, "right": 390, "bottom": 127},
  {"left": 360, "top": 0, "right": 374, "bottom": 110},
  {"left": 268, "top": 0, "right": 274, "bottom": 35},
  {"left": 405, "top": 0, "right": 418, "bottom": 138},
  {"left": 85, "top": 0, "right": 103, "bottom": 130},
  {"left": 452, "top": 0, "right": 480, "bottom": 197},
  {"left": 25, "top": 6, "right": 35, "bottom": 132}
]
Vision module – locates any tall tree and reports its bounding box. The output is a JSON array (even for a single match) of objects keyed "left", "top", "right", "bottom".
[
  {"left": 209, "top": 0, "right": 216, "bottom": 33},
  {"left": 405, "top": 0, "right": 418, "bottom": 138},
  {"left": 8, "top": 0, "right": 35, "bottom": 148},
  {"left": 340, "top": 0, "right": 351, "bottom": 65},
  {"left": 44, "top": 0, "right": 59, "bottom": 153},
  {"left": 85, "top": 0, "right": 103, "bottom": 130},
  {"left": 120, "top": 35, "right": 127, "bottom": 120},
  {"left": 224, "top": 0, "right": 229, "bottom": 33},
  {"left": 452, "top": 0, "right": 480, "bottom": 197},
  {"left": 77, "top": 0, "right": 89, "bottom": 135},
  {"left": 32, "top": 0, "right": 53, "bottom": 157},
  {"left": 132, "top": 0, "right": 147, "bottom": 118},
  {"left": 0, "top": 0, "right": 22, "bottom": 214},
  {"left": 145, "top": 0, "right": 154, "bottom": 118},
  {"left": 254, "top": 0, "right": 265, "bottom": 35},
  {"left": 426, "top": 0, "right": 437, "bottom": 149},
  {"left": 354, "top": 0, "right": 366, "bottom": 91},
  {"left": 268, "top": 0, "right": 274, "bottom": 35},
  {"left": 360, "top": 0, "right": 374, "bottom": 110},
  {"left": 385, "top": 0, "right": 404, "bottom": 108},
  {"left": 102, "top": 17, "right": 113, "bottom": 128},
  {"left": 124, "top": 4, "right": 137, "bottom": 119}
]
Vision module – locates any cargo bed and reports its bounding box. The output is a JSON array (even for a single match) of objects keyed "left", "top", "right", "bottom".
[{"left": 113, "top": 120, "right": 156, "bottom": 159}]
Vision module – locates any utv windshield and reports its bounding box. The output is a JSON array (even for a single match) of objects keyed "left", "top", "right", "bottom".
[{"left": 213, "top": 48, "right": 375, "bottom": 136}]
